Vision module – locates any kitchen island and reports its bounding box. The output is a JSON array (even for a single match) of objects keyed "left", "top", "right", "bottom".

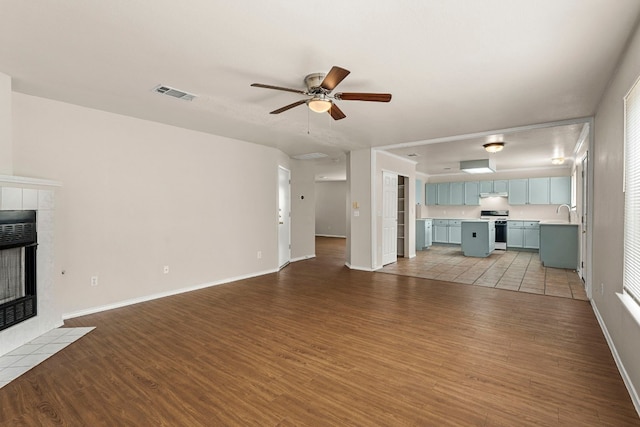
[{"left": 461, "top": 220, "right": 495, "bottom": 257}]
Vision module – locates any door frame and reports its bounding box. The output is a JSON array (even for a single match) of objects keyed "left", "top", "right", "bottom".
[{"left": 278, "top": 166, "right": 291, "bottom": 269}]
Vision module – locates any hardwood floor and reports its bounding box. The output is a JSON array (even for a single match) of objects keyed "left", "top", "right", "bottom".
[{"left": 1, "top": 237, "right": 638, "bottom": 426}]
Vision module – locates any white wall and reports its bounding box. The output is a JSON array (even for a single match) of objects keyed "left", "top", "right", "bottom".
[
  {"left": 346, "top": 150, "right": 373, "bottom": 270},
  {"left": 315, "top": 181, "right": 347, "bottom": 237},
  {"left": 12, "top": 92, "right": 303, "bottom": 317},
  {"left": 592, "top": 20, "right": 640, "bottom": 413},
  {"left": 290, "top": 159, "right": 316, "bottom": 260},
  {"left": 0, "top": 72, "right": 11, "bottom": 175}
]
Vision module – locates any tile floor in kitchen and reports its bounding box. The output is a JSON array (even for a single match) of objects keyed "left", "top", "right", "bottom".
[{"left": 380, "top": 245, "right": 588, "bottom": 300}]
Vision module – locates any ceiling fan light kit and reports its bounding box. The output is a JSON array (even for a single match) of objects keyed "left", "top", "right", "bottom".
[
  {"left": 251, "top": 66, "right": 392, "bottom": 120},
  {"left": 483, "top": 142, "right": 505, "bottom": 153},
  {"left": 460, "top": 158, "right": 496, "bottom": 174}
]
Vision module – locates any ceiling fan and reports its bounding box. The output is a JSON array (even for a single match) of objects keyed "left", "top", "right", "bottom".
[{"left": 251, "top": 66, "right": 392, "bottom": 120}]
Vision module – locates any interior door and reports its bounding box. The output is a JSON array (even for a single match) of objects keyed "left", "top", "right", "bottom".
[
  {"left": 382, "top": 171, "right": 398, "bottom": 265},
  {"left": 278, "top": 166, "right": 291, "bottom": 269},
  {"left": 580, "top": 153, "right": 588, "bottom": 284}
]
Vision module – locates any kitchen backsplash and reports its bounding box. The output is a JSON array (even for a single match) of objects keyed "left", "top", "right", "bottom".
[{"left": 418, "top": 197, "right": 575, "bottom": 221}]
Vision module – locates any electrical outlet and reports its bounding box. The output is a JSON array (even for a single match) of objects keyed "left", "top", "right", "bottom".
[
  {"left": 163, "top": 265, "right": 169, "bottom": 274},
  {"left": 257, "top": 251, "right": 262, "bottom": 259},
  {"left": 91, "top": 276, "right": 98, "bottom": 287}
]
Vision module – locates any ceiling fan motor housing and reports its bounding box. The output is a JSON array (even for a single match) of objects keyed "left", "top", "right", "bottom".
[{"left": 305, "top": 73, "right": 327, "bottom": 93}]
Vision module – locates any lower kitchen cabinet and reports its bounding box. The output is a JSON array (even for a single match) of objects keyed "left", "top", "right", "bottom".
[
  {"left": 507, "top": 221, "right": 539, "bottom": 249},
  {"left": 433, "top": 219, "right": 449, "bottom": 243},
  {"left": 416, "top": 219, "right": 433, "bottom": 250},
  {"left": 448, "top": 220, "right": 462, "bottom": 244},
  {"left": 539, "top": 223, "right": 578, "bottom": 269}
]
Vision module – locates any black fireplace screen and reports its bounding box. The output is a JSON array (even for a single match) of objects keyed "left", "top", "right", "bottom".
[{"left": 0, "top": 210, "right": 37, "bottom": 331}]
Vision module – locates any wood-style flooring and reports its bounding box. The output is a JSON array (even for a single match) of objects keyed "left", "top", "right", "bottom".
[
  {"left": 380, "top": 245, "right": 588, "bottom": 300},
  {"left": 0, "top": 237, "right": 638, "bottom": 426}
]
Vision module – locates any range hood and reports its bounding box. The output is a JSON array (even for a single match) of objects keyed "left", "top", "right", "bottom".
[{"left": 479, "top": 191, "right": 508, "bottom": 198}]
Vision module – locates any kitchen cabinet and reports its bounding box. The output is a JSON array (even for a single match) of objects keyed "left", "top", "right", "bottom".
[
  {"left": 523, "top": 221, "right": 540, "bottom": 249},
  {"left": 448, "top": 219, "right": 462, "bottom": 244},
  {"left": 416, "top": 219, "right": 433, "bottom": 250},
  {"left": 464, "top": 181, "right": 480, "bottom": 205},
  {"left": 433, "top": 219, "right": 449, "bottom": 243},
  {"left": 437, "top": 183, "right": 450, "bottom": 205},
  {"left": 493, "top": 180, "right": 508, "bottom": 193},
  {"left": 461, "top": 220, "right": 495, "bottom": 257},
  {"left": 449, "top": 182, "right": 464, "bottom": 205},
  {"left": 426, "top": 183, "right": 438, "bottom": 206},
  {"left": 539, "top": 223, "right": 578, "bottom": 269},
  {"left": 507, "top": 220, "right": 539, "bottom": 249},
  {"left": 528, "top": 177, "right": 550, "bottom": 204},
  {"left": 508, "top": 179, "right": 528, "bottom": 205},
  {"left": 479, "top": 180, "right": 493, "bottom": 194},
  {"left": 550, "top": 176, "right": 571, "bottom": 205}
]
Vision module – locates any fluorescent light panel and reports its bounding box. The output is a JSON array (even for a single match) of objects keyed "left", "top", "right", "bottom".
[{"left": 460, "top": 158, "right": 496, "bottom": 174}]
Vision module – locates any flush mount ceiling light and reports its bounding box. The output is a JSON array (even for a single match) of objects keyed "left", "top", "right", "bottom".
[
  {"left": 551, "top": 157, "right": 565, "bottom": 165},
  {"left": 483, "top": 142, "right": 505, "bottom": 153},
  {"left": 307, "top": 96, "right": 332, "bottom": 113},
  {"left": 460, "top": 158, "right": 496, "bottom": 174}
]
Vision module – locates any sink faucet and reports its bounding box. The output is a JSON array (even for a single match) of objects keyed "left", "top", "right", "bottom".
[{"left": 556, "top": 204, "right": 571, "bottom": 222}]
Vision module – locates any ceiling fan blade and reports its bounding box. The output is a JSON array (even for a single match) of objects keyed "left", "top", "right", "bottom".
[
  {"left": 320, "top": 66, "right": 350, "bottom": 91},
  {"left": 270, "top": 100, "right": 307, "bottom": 114},
  {"left": 328, "top": 103, "right": 346, "bottom": 120},
  {"left": 335, "top": 92, "right": 392, "bottom": 102},
  {"left": 251, "top": 83, "right": 306, "bottom": 95}
]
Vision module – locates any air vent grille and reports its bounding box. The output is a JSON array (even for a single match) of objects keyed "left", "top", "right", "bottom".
[{"left": 153, "top": 85, "right": 197, "bottom": 101}]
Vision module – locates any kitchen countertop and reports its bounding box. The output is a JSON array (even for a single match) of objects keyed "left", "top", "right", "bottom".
[{"left": 538, "top": 220, "right": 579, "bottom": 225}]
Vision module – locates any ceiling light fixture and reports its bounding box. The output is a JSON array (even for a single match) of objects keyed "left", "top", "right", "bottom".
[
  {"left": 308, "top": 97, "right": 332, "bottom": 113},
  {"left": 551, "top": 157, "right": 565, "bottom": 165},
  {"left": 460, "top": 158, "right": 496, "bottom": 174},
  {"left": 483, "top": 142, "right": 505, "bottom": 153}
]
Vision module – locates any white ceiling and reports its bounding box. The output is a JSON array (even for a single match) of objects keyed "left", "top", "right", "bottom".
[{"left": 1, "top": 1, "right": 639, "bottom": 180}]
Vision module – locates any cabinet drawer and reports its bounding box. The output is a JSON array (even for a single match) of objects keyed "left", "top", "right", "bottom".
[
  {"left": 434, "top": 219, "right": 449, "bottom": 226},
  {"left": 448, "top": 219, "right": 462, "bottom": 226},
  {"left": 507, "top": 221, "right": 524, "bottom": 228},
  {"left": 523, "top": 221, "right": 539, "bottom": 228}
]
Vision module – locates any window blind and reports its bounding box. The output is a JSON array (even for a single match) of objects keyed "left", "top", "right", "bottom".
[{"left": 624, "top": 75, "right": 640, "bottom": 305}]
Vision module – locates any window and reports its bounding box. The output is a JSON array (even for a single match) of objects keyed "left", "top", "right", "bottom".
[{"left": 624, "top": 75, "right": 640, "bottom": 306}]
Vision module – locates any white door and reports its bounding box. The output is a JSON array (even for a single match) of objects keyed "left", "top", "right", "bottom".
[
  {"left": 278, "top": 167, "right": 291, "bottom": 269},
  {"left": 382, "top": 171, "right": 398, "bottom": 265},
  {"left": 580, "top": 153, "right": 588, "bottom": 285}
]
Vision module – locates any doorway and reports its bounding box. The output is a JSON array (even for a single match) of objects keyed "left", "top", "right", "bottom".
[{"left": 278, "top": 166, "right": 291, "bottom": 269}]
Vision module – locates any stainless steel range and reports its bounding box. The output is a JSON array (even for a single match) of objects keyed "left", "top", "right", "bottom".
[{"left": 480, "top": 210, "right": 509, "bottom": 250}]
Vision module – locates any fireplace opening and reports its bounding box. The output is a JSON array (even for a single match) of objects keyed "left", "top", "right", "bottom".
[{"left": 0, "top": 210, "right": 37, "bottom": 331}]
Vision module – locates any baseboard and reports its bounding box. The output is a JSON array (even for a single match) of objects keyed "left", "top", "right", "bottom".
[
  {"left": 591, "top": 300, "right": 640, "bottom": 417},
  {"left": 344, "top": 262, "right": 375, "bottom": 272},
  {"left": 62, "top": 268, "right": 279, "bottom": 320},
  {"left": 291, "top": 254, "right": 316, "bottom": 262},
  {"left": 315, "top": 234, "right": 346, "bottom": 238}
]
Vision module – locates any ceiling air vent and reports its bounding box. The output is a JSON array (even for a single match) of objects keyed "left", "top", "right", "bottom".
[{"left": 153, "top": 85, "right": 197, "bottom": 101}]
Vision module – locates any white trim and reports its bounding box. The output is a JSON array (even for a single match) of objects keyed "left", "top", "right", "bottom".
[
  {"left": 592, "top": 299, "right": 640, "bottom": 417},
  {"left": 62, "top": 268, "right": 279, "bottom": 320},
  {"left": 315, "top": 234, "right": 346, "bottom": 238},
  {"left": 377, "top": 150, "right": 419, "bottom": 165},
  {"left": 619, "top": 292, "right": 640, "bottom": 328},
  {"left": 344, "top": 261, "right": 375, "bottom": 272},
  {"left": 0, "top": 174, "right": 62, "bottom": 187},
  {"left": 370, "top": 149, "right": 377, "bottom": 270},
  {"left": 290, "top": 254, "right": 316, "bottom": 262}
]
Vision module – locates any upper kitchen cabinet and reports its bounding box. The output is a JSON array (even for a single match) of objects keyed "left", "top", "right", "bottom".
[
  {"left": 437, "top": 182, "right": 450, "bottom": 205},
  {"left": 450, "top": 182, "right": 464, "bottom": 205},
  {"left": 493, "top": 180, "right": 508, "bottom": 193},
  {"left": 508, "top": 179, "right": 528, "bottom": 205},
  {"left": 426, "top": 183, "right": 437, "bottom": 206},
  {"left": 479, "top": 180, "right": 493, "bottom": 194},
  {"left": 549, "top": 176, "right": 571, "bottom": 205},
  {"left": 464, "top": 181, "right": 480, "bottom": 205},
  {"left": 528, "top": 177, "right": 550, "bottom": 204},
  {"left": 416, "top": 179, "right": 423, "bottom": 205}
]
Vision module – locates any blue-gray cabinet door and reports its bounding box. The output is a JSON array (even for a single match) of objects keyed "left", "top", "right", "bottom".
[
  {"left": 550, "top": 176, "right": 571, "bottom": 205},
  {"left": 508, "top": 179, "right": 528, "bottom": 205},
  {"left": 528, "top": 177, "right": 550, "bottom": 204},
  {"left": 450, "top": 182, "right": 464, "bottom": 205},
  {"left": 464, "top": 181, "right": 480, "bottom": 205},
  {"left": 426, "top": 183, "right": 438, "bottom": 206}
]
